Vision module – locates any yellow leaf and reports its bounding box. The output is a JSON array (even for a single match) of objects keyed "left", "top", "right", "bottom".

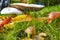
[{"left": 12, "top": 14, "right": 32, "bottom": 22}]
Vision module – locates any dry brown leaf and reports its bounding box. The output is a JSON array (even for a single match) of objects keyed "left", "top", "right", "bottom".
[{"left": 36, "top": 17, "right": 48, "bottom": 21}]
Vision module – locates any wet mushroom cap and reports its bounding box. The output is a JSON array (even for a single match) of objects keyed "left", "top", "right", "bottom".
[{"left": 1, "top": 7, "right": 23, "bottom": 14}]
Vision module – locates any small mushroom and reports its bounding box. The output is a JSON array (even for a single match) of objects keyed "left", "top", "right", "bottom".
[
  {"left": 25, "top": 26, "right": 36, "bottom": 38},
  {"left": 38, "top": 32, "right": 47, "bottom": 40}
]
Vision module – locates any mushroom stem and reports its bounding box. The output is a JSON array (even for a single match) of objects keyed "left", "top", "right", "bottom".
[{"left": 27, "top": 33, "right": 30, "bottom": 38}]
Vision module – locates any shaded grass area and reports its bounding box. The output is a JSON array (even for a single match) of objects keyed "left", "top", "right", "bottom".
[{"left": 0, "top": 5, "right": 60, "bottom": 40}]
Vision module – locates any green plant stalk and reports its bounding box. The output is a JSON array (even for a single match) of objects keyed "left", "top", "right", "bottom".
[
  {"left": 27, "top": 33, "right": 30, "bottom": 38},
  {"left": 27, "top": 0, "right": 30, "bottom": 4}
]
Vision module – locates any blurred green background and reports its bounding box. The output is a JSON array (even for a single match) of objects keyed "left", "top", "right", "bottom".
[{"left": 11, "top": 0, "right": 60, "bottom": 6}]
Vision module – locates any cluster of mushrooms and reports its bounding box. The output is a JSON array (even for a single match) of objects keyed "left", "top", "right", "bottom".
[{"left": 16, "top": 26, "right": 47, "bottom": 40}]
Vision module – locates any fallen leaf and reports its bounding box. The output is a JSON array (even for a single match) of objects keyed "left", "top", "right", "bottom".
[
  {"left": 4, "top": 22, "right": 14, "bottom": 29},
  {"left": 12, "top": 14, "right": 32, "bottom": 22}
]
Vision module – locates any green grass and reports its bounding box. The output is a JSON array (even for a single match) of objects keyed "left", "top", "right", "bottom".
[{"left": 0, "top": 5, "right": 60, "bottom": 40}]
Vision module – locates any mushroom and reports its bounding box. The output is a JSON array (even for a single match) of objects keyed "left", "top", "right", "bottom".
[
  {"left": 38, "top": 32, "right": 47, "bottom": 40},
  {"left": 1, "top": 7, "right": 23, "bottom": 14},
  {"left": 10, "top": 3, "right": 45, "bottom": 11},
  {"left": 25, "top": 26, "right": 36, "bottom": 38}
]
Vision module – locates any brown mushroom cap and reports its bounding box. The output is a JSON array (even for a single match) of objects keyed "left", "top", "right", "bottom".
[
  {"left": 25, "top": 26, "right": 36, "bottom": 36},
  {"left": 10, "top": 3, "right": 45, "bottom": 11}
]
